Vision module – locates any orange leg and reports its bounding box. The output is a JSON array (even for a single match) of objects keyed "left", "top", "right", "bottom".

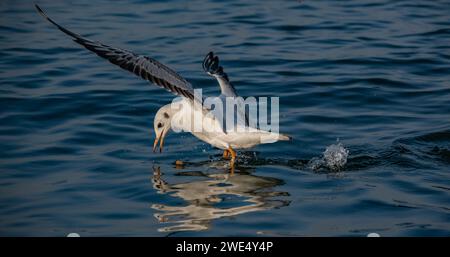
[
  {"left": 228, "top": 146, "right": 237, "bottom": 173},
  {"left": 223, "top": 149, "right": 230, "bottom": 159}
]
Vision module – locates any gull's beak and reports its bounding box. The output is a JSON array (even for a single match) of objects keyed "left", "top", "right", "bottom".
[{"left": 153, "top": 129, "right": 166, "bottom": 153}]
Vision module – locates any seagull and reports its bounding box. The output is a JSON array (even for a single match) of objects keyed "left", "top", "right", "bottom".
[{"left": 35, "top": 5, "right": 291, "bottom": 168}]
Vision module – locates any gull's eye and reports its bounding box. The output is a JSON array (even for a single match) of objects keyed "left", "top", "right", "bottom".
[{"left": 157, "top": 122, "right": 163, "bottom": 128}]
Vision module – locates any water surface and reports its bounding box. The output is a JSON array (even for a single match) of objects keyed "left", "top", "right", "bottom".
[{"left": 1, "top": 0, "right": 450, "bottom": 236}]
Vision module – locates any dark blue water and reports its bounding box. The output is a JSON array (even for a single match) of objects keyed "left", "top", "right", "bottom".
[{"left": 1, "top": 0, "right": 450, "bottom": 236}]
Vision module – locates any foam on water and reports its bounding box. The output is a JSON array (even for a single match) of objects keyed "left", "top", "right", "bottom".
[{"left": 308, "top": 142, "right": 349, "bottom": 172}]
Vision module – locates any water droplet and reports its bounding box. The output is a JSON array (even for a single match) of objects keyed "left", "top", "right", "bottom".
[{"left": 308, "top": 142, "right": 349, "bottom": 172}]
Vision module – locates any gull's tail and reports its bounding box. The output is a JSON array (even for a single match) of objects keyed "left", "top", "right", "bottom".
[
  {"left": 260, "top": 132, "right": 292, "bottom": 144},
  {"left": 277, "top": 133, "right": 292, "bottom": 141}
]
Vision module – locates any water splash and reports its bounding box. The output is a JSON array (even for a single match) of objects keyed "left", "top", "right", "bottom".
[{"left": 308, "top": 142, "right": 349, "bottom": 172}]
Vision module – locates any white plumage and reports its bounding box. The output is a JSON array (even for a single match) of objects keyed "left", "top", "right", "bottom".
[{"left": 36, "top": 4, "right": 291, "bottom": 168}]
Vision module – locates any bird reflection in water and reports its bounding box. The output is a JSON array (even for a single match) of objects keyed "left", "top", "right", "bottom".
[{"left": 151, "top": 164, "right": 290, "bottom": 233}]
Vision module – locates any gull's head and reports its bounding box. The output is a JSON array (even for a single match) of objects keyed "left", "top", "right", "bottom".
[{"left": 153, "top": 106, "right": 173, "bottom": 153}]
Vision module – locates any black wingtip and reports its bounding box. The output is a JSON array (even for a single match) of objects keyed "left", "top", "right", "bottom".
[
  {"left": 35, "top": 4, "right": 56, "bottom": 26},
  {"left": 203, "top": 51, "right": 214, "bottom": 72},
  {"left": 202, "top": 52, "right": 230, "bottom": 81},
  {"left": 35, "top": 4, "right": 47, "bottom": 19},
  {"left": 34, "top": 4, "right": 82, "bottom": 40}
]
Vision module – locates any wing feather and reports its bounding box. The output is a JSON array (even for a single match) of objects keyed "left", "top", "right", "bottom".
[
  {"left": 35, "top": 4, "right": 195, "bottom": 101},
  {"left": 203, "top": 52, "right": 249, "bottom": 126}
]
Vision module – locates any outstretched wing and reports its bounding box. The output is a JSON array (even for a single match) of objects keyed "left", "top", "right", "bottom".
[
  {"left": 35, "top": 4, "right": 195, "bottom": 100},
  {"left": 202, "top": 52, "right": 238, "bottom": 97},
  {"left": 202, "top": 52, "right": 249, "bottom": 127}
]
